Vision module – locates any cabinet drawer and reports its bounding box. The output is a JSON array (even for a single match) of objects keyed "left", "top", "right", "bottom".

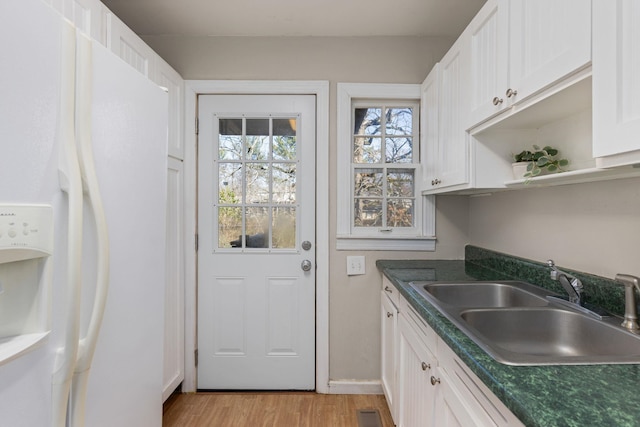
[
  {"left": 381, "top": 276, "right": 400, "bottom": 307},
  {"left": 399, "top": 295, "right": 437, "bottom": 352}
]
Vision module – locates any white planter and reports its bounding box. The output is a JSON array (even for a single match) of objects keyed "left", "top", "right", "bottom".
[{"left": 511, "top": 162, "right": 530, "bottom": 180}]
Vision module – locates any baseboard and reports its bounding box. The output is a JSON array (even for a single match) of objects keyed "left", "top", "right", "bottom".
[{"left": 327, "top": 380, "right": 383, "bottom": 395}]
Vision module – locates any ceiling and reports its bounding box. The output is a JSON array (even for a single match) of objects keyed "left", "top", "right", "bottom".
[{"left": 100, "top": 0, "right": 487, "bottom": 38}]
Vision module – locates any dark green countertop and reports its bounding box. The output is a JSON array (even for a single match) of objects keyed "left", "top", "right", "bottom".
[{"left": 377, "top": 259, "right": 640, "bottom": 427}]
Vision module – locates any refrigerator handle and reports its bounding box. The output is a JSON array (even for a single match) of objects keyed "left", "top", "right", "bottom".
[
  {"left": 52, "top": 21, "right": 83, "bottom": 427},
  {"left": 69, "top": 32, "right": 111, "bottom": 427}
]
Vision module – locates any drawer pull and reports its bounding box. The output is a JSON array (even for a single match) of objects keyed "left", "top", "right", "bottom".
[
  {"left": 387, "top": 312, "right": 393, "bottom": 318},
  {"left": 430, "top": 376, "right": 441, "bottom": 386},
  {"left": 421, "top": 362, "right": 430, "bottom": 371},
  {"left": 492, "top": 96, "right": 503, "bottom": 105},
  {"left": 384, "top": 286, "right": 393, "bottom": 293}
]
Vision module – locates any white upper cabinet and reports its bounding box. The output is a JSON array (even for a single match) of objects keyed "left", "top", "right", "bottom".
[
  {"left": 420, "top": 65, "right": 439, "bottom": 190},
  {"left": 468, "top": 0, "right": 509, "bottom": 126},
  {"left": 468, "top": 0, "right": 591, "bottom": 129},
  {"left": 154, "top": 59, "right": 185, "bottom": 159},
  {"left": 593, "top": 0, "right": 640, "bottom": 166},
  {"left": 509, "top": 0, "right": 591, "bottom": 103},
  {"left": 421, "top": 35, "right": 470, "bottom": 193}
]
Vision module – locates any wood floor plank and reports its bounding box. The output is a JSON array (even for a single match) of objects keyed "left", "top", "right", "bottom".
[{"left": 163, "top": 392, "right": 394, "bottom": 427}]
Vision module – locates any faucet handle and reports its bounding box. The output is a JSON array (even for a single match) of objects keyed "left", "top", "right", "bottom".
[{"left": 547, "top": 259, "right": 556, "bottom": 268}]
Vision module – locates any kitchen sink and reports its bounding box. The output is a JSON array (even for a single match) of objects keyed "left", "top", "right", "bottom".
[
  {"left": 420, "top": 282, "right": 549, "bottom": 308},
  {"left": 409, "top": 281, "right": 640, "bottom": 365},
  {"left": 460, "top": 308, "right": 640, "bottom": 365}
]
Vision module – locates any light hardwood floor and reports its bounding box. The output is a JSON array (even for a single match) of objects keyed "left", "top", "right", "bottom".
[{"left": 163, "top": 392, "right": 394, "bottom": 427}]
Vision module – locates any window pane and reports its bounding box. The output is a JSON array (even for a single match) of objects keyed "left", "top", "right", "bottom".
[
  {"left": 273, "top": 118, "right": 296, "bottom": 136},
  {"left": 387, "top": 169, "right": 414, "bottom": 197},
  {"left": 273, "top": 163, "right": 296, "bottom": 204},
  {"left": 273, "top": 207, "right": 296, "bottom": 249},
  {"left": 386, "top": 137, "right": 413, "bottom": 163},
  {"left": 354, "top": 137, "right": 382, "bottom": 163},
  {"left": 354, "top": 108, "right": 382, "bottom": 135},
  {"left": 273, "top": 119, "right": 297, "bottom": 160},
  {"left": 219, "top": 163, "right": 242, "bottom": 204},
  {"left": 245, "top": 207, "right": 269, "bottom": 248},
  {"left": 354, "top": 168, "right": 383, "bottom": 196},
  {"left": 387, "top": 199, "right": 414, "bottom": 227},
  {"left": 385, "top": 108, "right": 413, "bottom": 135},
  {"left": 219, "top": 118, "right": 243, "bottom": 160},
  {"left": 246, "top": 163, "right": 270, "bottom": 204},
  {"left": 219, "top": 207, "right": 242, "bottom": 248},
  {"left": 354, "top": 199, "right": 383, "bottom": 227}
]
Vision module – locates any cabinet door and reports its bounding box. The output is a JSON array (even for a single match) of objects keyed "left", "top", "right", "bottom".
[
  {"left": 163, "top": 157, "right": 185, "bottom": 401},
  {"left": 155, "top": 59, "right": 185, "bottom": 159},
  {"left": 468, "top": 0, "right": 509, "bottom": 127},
  {"left": 109, "top": 12, "right": 157, "bottom": 78},
  {"left": 432, "top": 367, "right": 489, "bottom": 427},
  {"left": 420, "top": 64, "right": 439, "bottom": 192},
  {"left": 593, "top": 0, "right": 640, "bottom": 159},
  {"left": 508, "top": 0, "right": 591, "bottom": 103},
  {"left": 437, "top": 37, "right": 469, "bottom": 189},
  {"left": 397, "top": 313, "right": 436, "bottom": 427},
  {"left": 380, "top": 292, "right": 398, "bottom": 423}
]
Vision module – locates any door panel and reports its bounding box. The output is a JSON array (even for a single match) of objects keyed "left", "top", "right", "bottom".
[{"left": 197, "top": 95, "right": 316, "bottom": 390}]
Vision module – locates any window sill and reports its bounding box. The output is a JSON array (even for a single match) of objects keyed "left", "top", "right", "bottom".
[{"left": 336, "top": 236, "right": 436, "bottom": 251}]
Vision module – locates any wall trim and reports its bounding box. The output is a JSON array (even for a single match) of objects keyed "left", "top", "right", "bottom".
[
  {"left": 328, "top": 380, "right": 383, "bottom": 395},
  {"left": 182, "top": 80, "right": 330, "bottom": 394}
]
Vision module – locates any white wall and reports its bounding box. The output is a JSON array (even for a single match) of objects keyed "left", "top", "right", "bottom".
[
  {"left": 143, "top": 35, "right": 474, "bottom": 383},
  {"left": 468, "top": 176, "right": 640, "bottom": 279}
]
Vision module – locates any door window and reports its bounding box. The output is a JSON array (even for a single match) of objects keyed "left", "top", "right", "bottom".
[{"left": 216, "top": 116, "right": 298, "bottom": 250}]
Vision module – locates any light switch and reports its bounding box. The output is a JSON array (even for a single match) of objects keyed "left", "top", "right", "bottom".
[{"left": 347, "top": 255, "right": 365, "bottom": 276}]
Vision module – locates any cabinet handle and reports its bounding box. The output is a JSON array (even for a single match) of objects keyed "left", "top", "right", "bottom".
[
  {"left": 384, "top": 286, "right": 393, "bottom": 293},
  {"left": 431, "top": 179, "right": 441, "bottom": 186},
  {"left": 421, "top": 362, "right": 430, "bottom": 371},
  {"left": 492, "top": 96, "right": 503, "bottom": 106},
  {"left": 387, "top": 312, "right": 393, "bottom": 318},
  {"left": 506, "top": 88, "right": 518, "bottom": 98},
  {"left": 430, "top": 376, "right": 441, "bottom": 386}
]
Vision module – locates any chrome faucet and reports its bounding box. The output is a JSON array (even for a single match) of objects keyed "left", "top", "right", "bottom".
[
  {"left": 547, "top": 260, "right": 583, "bottom": 304},
  {"left": 615, "top": 274, "right": 640, "bottom": 333}
]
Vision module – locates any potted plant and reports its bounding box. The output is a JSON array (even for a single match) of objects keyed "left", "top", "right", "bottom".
[{"left": 512, "top": 145, "right": 569, "bottom": 180}]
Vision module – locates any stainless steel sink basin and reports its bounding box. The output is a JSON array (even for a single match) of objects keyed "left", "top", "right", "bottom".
[
  {"left": 460, "top": 308, "right": 640, "bottom": 365},
  {"left": 408, "top": 280, "right": 640, "bottom": 365},
  {"left": 420, "top": 282, "right": 549, "bottom": 308}
]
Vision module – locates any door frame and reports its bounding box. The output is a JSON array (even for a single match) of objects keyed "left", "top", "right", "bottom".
[{"left": 183, "top": 80, "right": 330, "bottom": 393}]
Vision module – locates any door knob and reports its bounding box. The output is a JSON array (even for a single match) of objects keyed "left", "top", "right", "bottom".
[
  {"left": 301, "top": 259, "right": 312, "bottom": 272},
  {"left": 302, "top": 240, "right": 312, "bottom": 251}
]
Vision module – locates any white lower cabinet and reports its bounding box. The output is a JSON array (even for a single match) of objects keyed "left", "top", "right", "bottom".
[
  {"left": 383, "top": 289, "right": 524, "bottom": 427},
  {"left": 397, "top": 301, "right": 437, "bottom": 427},
  {"left": 381, "top": 289, "right": 399, "bottom": 422}
]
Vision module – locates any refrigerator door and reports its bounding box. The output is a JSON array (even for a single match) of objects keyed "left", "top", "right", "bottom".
[
  {"left": 77, "top": 39, "right": 168, "bottom": 427},
  {"left": 0, "top": 0, "right": 65, "bottom": 425}
]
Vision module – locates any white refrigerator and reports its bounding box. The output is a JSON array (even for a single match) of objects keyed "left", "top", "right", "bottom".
[{"left": 0, "top": 0, "right": 168, "bottom": 426}]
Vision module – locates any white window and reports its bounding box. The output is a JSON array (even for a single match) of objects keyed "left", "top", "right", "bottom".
[{"left": 337, "top": 83, "right": 435, "bottom": 251}]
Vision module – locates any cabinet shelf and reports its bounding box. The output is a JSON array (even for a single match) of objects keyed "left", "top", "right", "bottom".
[{"left": 504, "top": 165, "right": 640, "bottom": 188}]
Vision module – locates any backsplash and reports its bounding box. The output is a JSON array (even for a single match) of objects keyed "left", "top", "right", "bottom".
[{"left": 465, "top": 245, "right": 628, "bottom": 317}]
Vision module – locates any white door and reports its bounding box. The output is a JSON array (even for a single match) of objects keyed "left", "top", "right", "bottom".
[{"left": 197, "top": 94, "right": 316, "bottom": 390}]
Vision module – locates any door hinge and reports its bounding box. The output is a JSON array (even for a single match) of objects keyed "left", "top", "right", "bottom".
[
  {"left": 195, "top": 233, "right": 199, "bottom": 252},
  {"left": 194, "top": 349, "right": 198, "bottom": 367},
  {"left": 195, "top": 117, "right": 199, "bottom": 135}
]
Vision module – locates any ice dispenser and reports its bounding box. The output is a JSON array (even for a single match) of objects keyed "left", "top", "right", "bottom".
[{"left": 0, "top": 204, "right": 53, "bottom": 364}]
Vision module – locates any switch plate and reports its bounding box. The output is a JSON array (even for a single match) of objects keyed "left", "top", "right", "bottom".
[{"left": 347, "top": 255, "right": 365, "bottom": 276}]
